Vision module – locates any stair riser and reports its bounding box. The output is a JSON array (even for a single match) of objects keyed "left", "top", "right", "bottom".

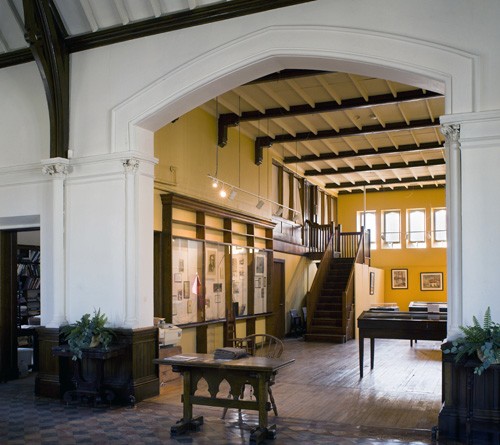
[{"left": 304, "top": 334, "right": 346, "bottom": 343}]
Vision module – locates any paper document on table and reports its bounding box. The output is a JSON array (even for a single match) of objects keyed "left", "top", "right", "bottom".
[{"left": 169, "top": 355, "right": 197, "bottom": 361}]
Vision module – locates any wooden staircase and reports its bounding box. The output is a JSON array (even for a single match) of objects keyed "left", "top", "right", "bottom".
[
  {"left": 305, "top": 258, "right": 354, "bottom": 343},
  {"left": 304, "top": 222, "right": 370, "bottom": 344}
]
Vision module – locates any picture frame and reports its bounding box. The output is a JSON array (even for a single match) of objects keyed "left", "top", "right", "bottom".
[
  {"left": 174, "top": 273, "right": 182, "bottom": 283},
  {"left": 213, "top": 282, "right": 222, "bottom": 293},
  {"left": 255, "top": 254, "right": 265, "bottom": 276},
  {"left": 178, "top": 258, "right": 184, "bottom": 273},
  {"left": 369, "top": 272, "right": 375, "bottom": 295},
  {"left": 206, "top": 248, "right": 216, "bottom": 278},
  {"left": 187, "top": 299, "right": 192, "bottom": 314},
  {"left": 421, "top": 272, "right": 443, "bottom": 291},
  {"left": 183, "top": 280, "right": 190, "bottom": 299},
  {"left": 391, "top": 269, "right": 408, "bottom": 289}
]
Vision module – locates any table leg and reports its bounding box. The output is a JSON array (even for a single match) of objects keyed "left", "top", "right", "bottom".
[
  {"left": 250, "top": 374, "right": 276, "bottom": 444},
  {"left": 171, "top": 370, "right": 204, "bottom": 436},
  {"left": 359, "top": 336, "right": 364, "bottom": 378},
  {"left": 370, "top": 338, "right": 375, "bottom": 370}
]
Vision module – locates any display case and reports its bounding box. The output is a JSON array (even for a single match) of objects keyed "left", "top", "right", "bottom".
[{"left": 204, "top": 243, "right": 226, "bottom": 321}]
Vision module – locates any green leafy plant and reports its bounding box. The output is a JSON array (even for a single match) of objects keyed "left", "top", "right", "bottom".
[
  {"left": 443, "top": 307, "right": 500, "bottom": 375},
  {"left": 61, "top": 309, "right": 115, "bottom": 361}
]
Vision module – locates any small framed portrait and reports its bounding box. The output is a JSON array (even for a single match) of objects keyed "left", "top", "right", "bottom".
[
  {"left": 177, "top": 290, "right": 183, "bottom": 301},
  {"left": 178, "top": 258, "right": 184, "bottom": 272},
  {"left": 391, "top": 269, "right": 408, "bottom": 289},
  {"left": 369, "top": 272, "right": 375, "bottom": 295},
  {"left": 174, "top": 273, "right": 182, "bottom": 283},
  {"left": 213, "top": 282, "right": 222, "bottom": 293},
  {"left": 421, "top": 272, "right": 443, "bottom": 291},
  {"left": 187, "top": 300, "right": 193, "bottom": 313},
  {"left": 206, "top": 248, "right": 216, "bottom": 277}
]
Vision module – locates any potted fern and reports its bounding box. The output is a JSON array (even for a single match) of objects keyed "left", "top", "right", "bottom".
[
  {"left": 443, "top": 307, "right": 500, "bottom": 375},
  {"left": 61, "top": 309, "right": 115, "bottom": 361}
]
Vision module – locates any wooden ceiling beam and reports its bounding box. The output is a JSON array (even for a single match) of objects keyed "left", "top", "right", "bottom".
[
  {"left": 223, "top": 89, "right": 441, "bottom": 123},
  {"left": 338, "top": 183, "right": 445, "bottom": 195},
  {"left": 305, "top": 158, "right": 445, "bottom": 177},
  {"left": 23, "top": 0, "right": 70, "bottom": 159},
  {"left": 332, "top": 176, "right": 445, "bottom": 189},
  {"left": 260, "top": 115, "right": 439, "bottom": 154}
]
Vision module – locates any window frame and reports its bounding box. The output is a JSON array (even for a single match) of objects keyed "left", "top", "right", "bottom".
[
  {"left": 357, "top": 210, "right": 377, "bottom": 250},
  {"left": 381, "top": 209, "right": 401, "bottom": 249},
  {"left": 406, "top": 208, "right": 427, "bottom": 249},
  {"left": 431, "top": 207, "right": 447, "bottom": 248}
]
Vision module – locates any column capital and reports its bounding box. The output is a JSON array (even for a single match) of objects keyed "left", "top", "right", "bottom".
[
  {"left": 123, "top": 158, "right": 140, "bottom": 173},
  {"left": 41, "top": 157, "right": 70, "bottom": 177},
  {"left": 440, "top": 123, "right": 460, "bottom": 142}
]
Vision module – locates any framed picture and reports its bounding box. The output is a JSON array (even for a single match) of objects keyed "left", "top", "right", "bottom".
[
  {"left": 391, "top": 269, "right": 408, "bottom": 289},
  {"left": 187, "top": 300, "right": 192, "bottom": 314},
  {"left": 172, "top": 302, "right": 177, "bottom": 316},
  {"left": 174, "top": 273, "right": 182, "bottom": 283},
  {"left": 213, "top": 282, "right": 222, "bottom": 293},
  {"left": 183, "top": 281, "right": 190, "bottom": 299},
  {"left": 178, "top": 258, "right": 184, "bottom": 273},
  {"left": 177, "top": 290, "right": 183, "bottom": 301},
  {"left": 421, "top": 272, "right": 443, "bottom": 291},
  {"left": 369, "top": 272, "right": 375, "bottom": 295},
  {"left": 206, "top": 248, "right": 216, "bottom": 277},
  {"left": 255, "top": 254, "right": 265, "bottom": 276}
]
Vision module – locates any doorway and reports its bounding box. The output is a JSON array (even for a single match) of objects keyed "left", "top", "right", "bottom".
[
  {"left": 0, "top": 229, "right": 40, "bottom": 382},
  {"left": 270, "top": 259, "right": 285, "bottom": 339}
]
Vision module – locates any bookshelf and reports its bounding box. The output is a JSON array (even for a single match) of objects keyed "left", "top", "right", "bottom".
[{"left": 17, "top": 245, "right": 41, "bottom": 329}]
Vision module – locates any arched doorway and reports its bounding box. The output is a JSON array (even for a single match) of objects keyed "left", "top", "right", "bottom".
[{"left": 112, "top": 25, "right": 475, "bottom": 337}]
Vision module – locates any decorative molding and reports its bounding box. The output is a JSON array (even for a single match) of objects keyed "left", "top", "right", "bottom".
[
  {"left": 440, "top": 124, "right": 460, "bottom": 143},
  {"left": 41, "top": 158, "right": 70, "bottom": 177},
  {"left": 123, "top": 158, "right": 140, "bottom": 173}
]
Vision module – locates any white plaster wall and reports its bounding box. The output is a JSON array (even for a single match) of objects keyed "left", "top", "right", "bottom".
[
  {"left": 68, "top": 0, "right": 500, "bottom": 158},
  {"left": 0, "top": 63, "right": 49, "bottom": 166}
]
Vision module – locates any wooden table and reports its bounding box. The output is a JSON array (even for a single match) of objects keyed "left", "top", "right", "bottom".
[
  {"left": 153, "top": 353, "right": 294, "bottom": 444},
  {"left": 357, "top": 310, "right": 447, "bottom": 378}
]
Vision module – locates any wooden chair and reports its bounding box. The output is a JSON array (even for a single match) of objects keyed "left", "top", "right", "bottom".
[{"left": 221, "top": 334, "right": 284, "bottom": 419}]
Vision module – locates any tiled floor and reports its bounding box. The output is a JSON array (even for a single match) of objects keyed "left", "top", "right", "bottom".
[
  {"left": 0, "top": 377, "right": 437, "bottom": 445},
  {"left": 0, "top": 338, "right": 460, "bottom": 444}
]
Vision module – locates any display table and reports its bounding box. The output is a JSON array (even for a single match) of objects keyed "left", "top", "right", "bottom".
[
  {"left": 409, "top": 301, "right": 447, "bottom": 312},
  {"left": 52, "top": 344, "right": 128, "bottom": 405},
  {"left": 153, "top": 353, "right": 294, "bottom": 444},
  {"left": 357, "top": 310, "right": 447, "bottom": 378}
]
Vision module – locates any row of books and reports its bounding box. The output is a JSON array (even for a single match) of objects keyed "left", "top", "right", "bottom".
[
  {"left": 17, "top": 263, "right": 40, "bottom": 278},
  {"left": 18, "top": 276, "right": 40, "bottom": 290},
  {"left": 18, "top": 249, "right": 40, "bottom": 263}
]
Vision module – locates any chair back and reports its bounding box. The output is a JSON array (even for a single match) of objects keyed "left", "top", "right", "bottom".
[{"left": 236, "top": 334, "right": 284, "bottom": 358}]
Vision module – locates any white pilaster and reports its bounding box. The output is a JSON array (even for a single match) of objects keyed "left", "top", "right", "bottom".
[
  {"left": 441, "top": 124, "right": 462, "bottom": 339},
  {"left": 123, "top": 157, "right": 139, "bottom": 327},
  {"left": 41, "top": 157, "right": 69, "bottom": 328}
]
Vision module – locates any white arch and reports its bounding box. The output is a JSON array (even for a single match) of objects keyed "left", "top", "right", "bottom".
[{"left": 112, "top": 25, "right": 478, "bottom": 336}]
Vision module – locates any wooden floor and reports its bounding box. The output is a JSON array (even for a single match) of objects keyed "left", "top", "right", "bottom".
[{"left": 155, "top": 337, "right": 443, "bottom": 431}]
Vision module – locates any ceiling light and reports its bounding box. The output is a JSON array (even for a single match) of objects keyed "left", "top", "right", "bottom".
[
  {"left": 211, "top": 178, "right": 218, "bottom": 188},
  {"left": 219, "top": 189, "right": 227, "bottom": 198},
  {"left": 228, "top": 189, "right": 237, "bottom": 200},
  {"left": 274, "top": 207, "right": 283, "bottom": 217}
]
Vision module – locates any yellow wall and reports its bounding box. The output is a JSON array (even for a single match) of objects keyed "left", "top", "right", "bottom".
[
  {"left": 154, "top": 107, "right": 271, "bottom": 231},
  {"left": 338, "top": 189, "right": 446, "bottom": 311}
]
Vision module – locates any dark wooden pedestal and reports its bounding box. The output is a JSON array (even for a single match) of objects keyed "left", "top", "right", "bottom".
[
  {"left": 36, "top": 326, "right": 159, "bottom": 404},
  {"left": 439, "top": 342, "right": 500, "bottom": 444},
  {"left": 52, "top": 345, "right": 130, "bottom": 405}
]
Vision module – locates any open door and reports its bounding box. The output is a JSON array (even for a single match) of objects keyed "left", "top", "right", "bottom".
[
  {"left": 269, "top": 259, "right": 286, "bottom": 339},
  {"left": 0, "top": 231, "right": 18, "bottom": 381}
]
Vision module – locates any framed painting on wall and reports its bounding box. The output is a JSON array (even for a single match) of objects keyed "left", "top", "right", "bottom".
[
  {"left": 391, "top": 269, "right": 408, "bottom": 289},
  {"left": 369, "top": 272, "right": 375, "bottom": 295},
  {"left": 421, "top": 272, "right": 443, "bottom": 291}
]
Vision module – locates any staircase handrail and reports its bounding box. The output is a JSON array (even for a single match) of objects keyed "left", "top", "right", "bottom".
[
  {"left": 305, "top": 220, "right": 335, "bottom": 253},
  {"left": 306, "top": 227, "right": 337, "bottom": 333},
  {"left": 341, "top": 228, "right": 370, "bottom": 338}
]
